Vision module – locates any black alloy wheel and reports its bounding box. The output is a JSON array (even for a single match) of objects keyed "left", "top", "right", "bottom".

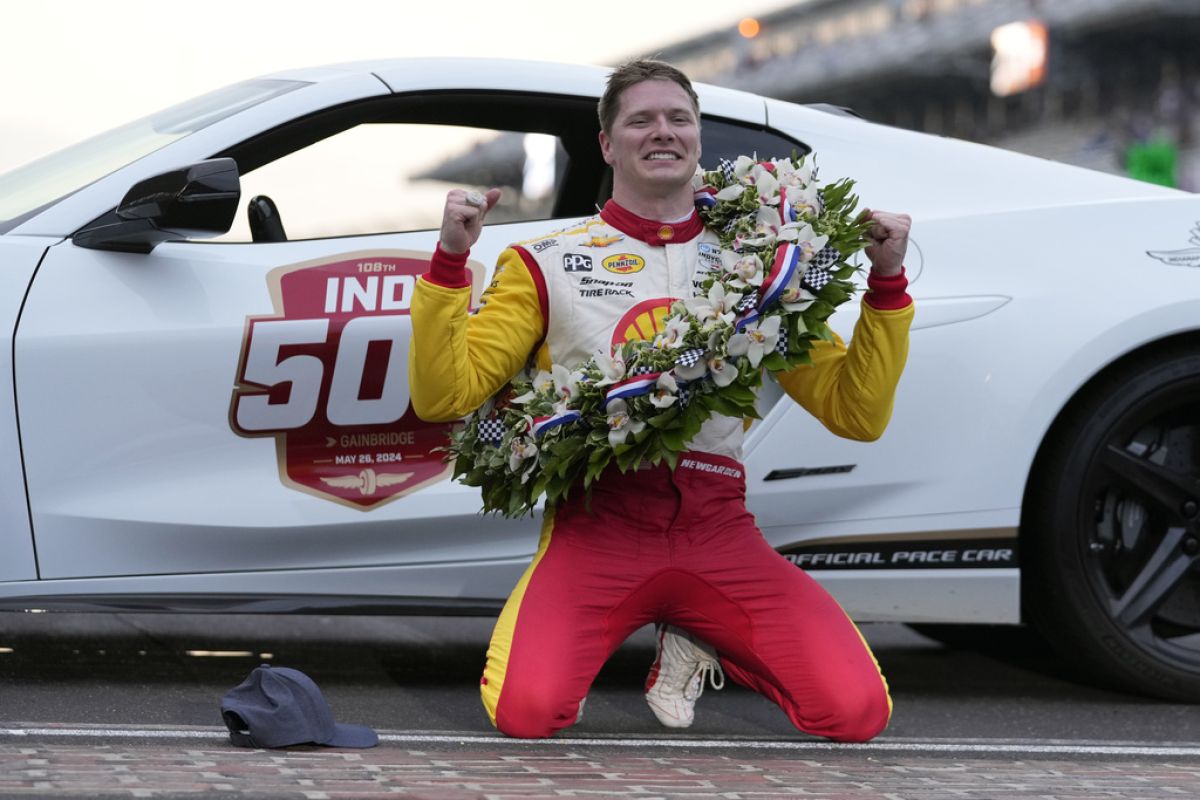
[{"left": 1024, "top": 346, "right": 1200, "bottom": 701}]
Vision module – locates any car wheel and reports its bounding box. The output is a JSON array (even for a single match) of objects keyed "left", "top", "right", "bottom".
[{"left": 1024, "top": 346, "right": 1200, "bottom": 701}]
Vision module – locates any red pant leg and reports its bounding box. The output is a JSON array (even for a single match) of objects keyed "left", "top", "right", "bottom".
[
  {"left": 482, "top": 471, "right": 677, "bottom": 738},
  {"left": 665, "top": 453, "right": 892, "bottom": 743}
]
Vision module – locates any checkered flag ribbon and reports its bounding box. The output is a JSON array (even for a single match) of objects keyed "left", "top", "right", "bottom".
[
  {"left": 630, "top": 363, "right": 657, "bottom": 377},
  {"left": 475, "top": 416, "right": 506, "bottom": 446},
  {"left": 675, "top": 348, "right": 705, "bottom": 369},
  {"left": 775, "top": 328, "right": 788, "bottom": 356},
  {"left": 811, "top": 244, "right": 841, "bottom": 270},
  {"left": 718, "top": 158, "right": 736, "bottom": 183},
  {"left": 734, "top": 291, "right": 759, "bottom": 313},
  {"left": 677, "top": 383, "right": 692, "bottom": 407},
  {"left": 801, "top": 265, "right": 833, "bottom": 293}
]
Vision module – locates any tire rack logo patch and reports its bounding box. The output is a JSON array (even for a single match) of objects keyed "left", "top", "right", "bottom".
[{"left": 229, "top": 251, "right": 481, "bottom": 510}]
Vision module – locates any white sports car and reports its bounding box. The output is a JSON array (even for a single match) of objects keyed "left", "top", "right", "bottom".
[{"left": 2, "top": 59, "right": 1198, "bottom": 701}]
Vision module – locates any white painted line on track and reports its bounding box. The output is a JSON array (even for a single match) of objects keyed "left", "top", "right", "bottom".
[{"left": 2, "top": 727, "right": 1200, "bottom": 757}]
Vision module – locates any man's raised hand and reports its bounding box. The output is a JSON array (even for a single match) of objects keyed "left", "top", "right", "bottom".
[
  {"left": 860, "top": 209, "right": 911, "bottom": 278},
  {"left": 439, "top": 188, "right": 502, "bottom": 255}
]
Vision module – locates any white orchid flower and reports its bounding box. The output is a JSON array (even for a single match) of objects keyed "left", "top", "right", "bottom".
[
  {"left": 707, "top": 283, "right": 743, "bottom": 322},
  {"left": 606, "top": 399, "right": 646, "bottom": 446},
  {"left": 674, "top": 355, "right": 708, "bottom": 382},
  {"left": 714, "top": 183, "right": 746, "bottom": 202},
  {"left": 654, "top": 315, "right": 691, "bottom": 349},
  {"left": 733, "top": 155, "right": 756, "bottom": 179},
  {"left": 728, "top": 254, "right": 764, "bottom": 289},
  {"left": 510, "top": 390, "right": 536, "bottom": 404},
  {"left": 781, "top": 275, "right": 818, "bottom": 313},
  {"left": 736, "top": 204, "right": 783, "bottom": 248},
  {"left": 777, "top": 160, "right": 813, "bottom": 189},
  {"left": 752, "top": 168, "right": 780, "bottom": 205},
  {"left": 685, "top": 283, "right": 740, "bottom": 329},
  {"left": 708, "top": 355, "right": 739, "bottom": 388},
  {"left": 595, "top": 350, "right": 627, "bottom": 386},
  {"left": 786, "top": 183, "right": 821, "bottom": 218},
  {"left": 683, "top": 295, "right": 718, "bottom": 327},
  {"left": 508, "top": 437, "right": 539, "bottom": 472},
  {"left": 650, "top": 372, "right": 679, "bottom": 408},
  {"left": 551, "top": 364, "right": 583, "bottom": 403},
  {"left": 779, "top": 222, "right": 829, "bottom": 260},
  {"left": 726, "top": 316, "right": 782, "bottom": 369},
  {"left": 511, "top": 369, "right": 553, "bottom": 404}
]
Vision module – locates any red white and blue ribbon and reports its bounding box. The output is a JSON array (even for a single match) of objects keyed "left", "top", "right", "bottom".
[
  {"left": 778, "top": 186, "right": 800, "bottom": 224},
  {"left": 759, "top": 242, "right": 803, "bottom": 311},
  {"left": 604, "top": 372, "right": 662, "bottom": 409},
  {"left": 734, "top": 308, "right": 761, "bottom": 333},
  {"left": 694, "top": 185, "right": 718, "bottom": 209},
  {"left": 531, "top": 410, "right": 582, "bottom": 438}
]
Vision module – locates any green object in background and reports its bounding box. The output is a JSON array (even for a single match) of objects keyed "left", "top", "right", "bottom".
[{"left": 1126, "top": 137, "right": 1178, "bottom": 188}]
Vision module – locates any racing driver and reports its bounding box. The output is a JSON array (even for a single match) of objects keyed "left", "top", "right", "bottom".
[{"left": 408, "top": 59, "right": 914, "bottom": 742}]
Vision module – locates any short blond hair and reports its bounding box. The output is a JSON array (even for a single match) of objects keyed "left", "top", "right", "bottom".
[{"left": 598, "top": 59, "right": 700, "bottom": 134}]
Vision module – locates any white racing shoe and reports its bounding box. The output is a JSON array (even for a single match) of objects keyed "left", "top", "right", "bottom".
[
  {"left": 643, "top": 624, "right": 725, "bottom": 728},
  {"left": 574, "top": 696, "right": 586, "bottom": 725}
]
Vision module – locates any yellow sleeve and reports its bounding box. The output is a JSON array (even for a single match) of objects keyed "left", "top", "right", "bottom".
[
  {"left": 408, "top": 247, "right": 545, "bottom": 422},
  {"left": 775, "top": 302, "right": 914, "bottom": 441}
]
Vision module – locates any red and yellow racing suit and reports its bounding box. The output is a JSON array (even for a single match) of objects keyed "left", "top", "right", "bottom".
[{"left": 410, "top": 200, "right": 914, "bottom": 742}]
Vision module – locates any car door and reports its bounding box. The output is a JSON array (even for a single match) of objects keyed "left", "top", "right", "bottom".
[{"left": 13, "top": 89, "right": 610, "bottom": 596}]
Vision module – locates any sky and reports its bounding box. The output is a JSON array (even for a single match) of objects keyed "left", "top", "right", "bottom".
[{"left": 1, "top": 0, "right": 799, "bottom": 174}]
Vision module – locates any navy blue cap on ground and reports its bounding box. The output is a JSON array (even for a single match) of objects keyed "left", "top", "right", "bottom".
[{"left": 220, "top": 664, "right": 378, "bottom": 749}]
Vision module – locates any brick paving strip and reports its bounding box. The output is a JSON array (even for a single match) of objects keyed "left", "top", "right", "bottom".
[{"left": 1, "top": 728, "right": 1199, "bottom": 799}]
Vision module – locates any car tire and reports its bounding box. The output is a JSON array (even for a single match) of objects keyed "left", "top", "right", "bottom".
[{"left": 1024, "top": 345, "right": 1200, "bottom": 701}]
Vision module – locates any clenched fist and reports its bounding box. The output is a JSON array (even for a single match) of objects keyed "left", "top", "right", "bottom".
[
  {"left": 439, "top": 188, "right": 502, "bottom": 255},
  {"left": 860, "top": 209, "right": 911, "bottom": 277}
]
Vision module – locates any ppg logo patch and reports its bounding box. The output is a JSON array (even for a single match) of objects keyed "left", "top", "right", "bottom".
[{"left": 563, "top": 253, "right": 593, "bottom": 273}]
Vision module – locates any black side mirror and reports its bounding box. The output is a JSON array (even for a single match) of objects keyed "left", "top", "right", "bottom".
[{"left": 73, "top": 158, "right": 241, "bottom": 253}]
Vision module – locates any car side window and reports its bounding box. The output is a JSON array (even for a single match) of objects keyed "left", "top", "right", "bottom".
[
  {"left": 701, "top": 117, "right": 810, "bottom": 165},
  {"left": 210, "top": 92, "right": 605, "bottom": 244},
  {"left": 206, "top": 94, "right": 808, "bottom": 244},
  {"left": 214, "top": 123, "right": 565, "bottom": 242}
]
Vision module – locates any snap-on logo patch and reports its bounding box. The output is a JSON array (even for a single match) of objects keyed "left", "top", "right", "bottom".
[{"left": 602, "top": 253, "right": 646, "bottom": 275}]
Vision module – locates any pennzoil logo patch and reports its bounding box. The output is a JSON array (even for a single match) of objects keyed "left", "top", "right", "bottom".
[
  {"left": 602, "top": 253, "right": 645, "bottom": 275},
  {"left": 228, "top": 251, "right": 481, "bottom": 510}
]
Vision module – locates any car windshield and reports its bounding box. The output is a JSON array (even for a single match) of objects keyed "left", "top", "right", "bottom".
[{"left": 0, "top": 78, "right": 306, "bottom": 234}]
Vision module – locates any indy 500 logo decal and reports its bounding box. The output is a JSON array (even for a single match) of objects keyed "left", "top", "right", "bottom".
[{"left": 229, "top": 251, "right": 480, "bottom": 510}]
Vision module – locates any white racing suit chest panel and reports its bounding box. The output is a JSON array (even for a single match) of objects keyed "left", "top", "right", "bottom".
[{"left": 522, "top": 216, "right": 744, "bottom": 460}]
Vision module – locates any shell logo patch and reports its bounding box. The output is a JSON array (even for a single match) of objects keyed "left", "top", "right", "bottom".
[
  {"left": 602, "top": 253, "right": 646, "bottom": 275},
  {"left": 611, "top": 297, "right": 677, "bottom": 351}
]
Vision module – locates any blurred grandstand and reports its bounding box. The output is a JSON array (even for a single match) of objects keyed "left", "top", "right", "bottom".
[
  {"left": 653, "top": 0, "right": 1200, "bottom": 190},
  {"left": 421, "top": 0, "right": 1197, "bottom": 219}
]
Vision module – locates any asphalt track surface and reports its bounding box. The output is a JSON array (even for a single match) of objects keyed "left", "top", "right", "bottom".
[{"left": 1, "top": 613, "right": 1198, "bottom": 797}]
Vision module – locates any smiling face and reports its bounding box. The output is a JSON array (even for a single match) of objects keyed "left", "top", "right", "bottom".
[{"left": 599, "top": 79, "right": 701, "bottom": 207}]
